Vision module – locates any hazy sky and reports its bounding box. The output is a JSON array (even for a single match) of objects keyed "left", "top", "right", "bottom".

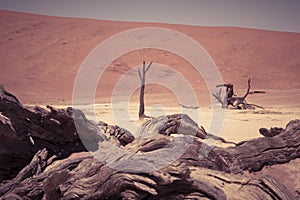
[{"left": 0, "top": 0, "right": 299, "bottom": 33}]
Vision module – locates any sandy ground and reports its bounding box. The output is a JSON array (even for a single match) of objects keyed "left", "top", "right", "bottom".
[{"left": 33, "top": 88, "right": 300, "bottom": 143}]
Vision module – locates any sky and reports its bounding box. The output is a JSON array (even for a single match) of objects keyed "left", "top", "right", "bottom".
[{"left": 0, "top": 0, "right": 300, "bottom": 33}]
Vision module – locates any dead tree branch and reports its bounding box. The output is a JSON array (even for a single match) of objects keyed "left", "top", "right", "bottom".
[
  {"left": 179, "top": 104, "right": 199, "bottom": 109},
  {"left": 212, "top": 88, "right": 226, "bottom": 107}
]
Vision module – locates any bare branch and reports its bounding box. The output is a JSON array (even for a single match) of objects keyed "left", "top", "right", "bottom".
[
  {"left": 242, "top": 78, "right": 251, "bottom": 100},
  {"left": 216, "top": 84, "right": 225, "bottom": 88},
  {"left": 249, "top": 91, "right": 266, "bottom": 94},
  {"left": 145, "top": 61, "right": 153, "bottom": 72},
  {"left": 212, "top": 89, "right": 225, "bottom": 106},
  {"left": 142, "top": 60, "right": 145, "bottom": 73},
  {"left": 179, "top": 104, "right": 199, "bottom": 109},
  {"left": 247, "top": 103, "right": 265, "bottom": 110},
  {"left": 138, "top": 69, "right": 142, "bottom": 81}
]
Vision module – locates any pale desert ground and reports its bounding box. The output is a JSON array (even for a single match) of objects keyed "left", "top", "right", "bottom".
[{"left": 1, "top": 10, "right": 300, "bottom": 196}]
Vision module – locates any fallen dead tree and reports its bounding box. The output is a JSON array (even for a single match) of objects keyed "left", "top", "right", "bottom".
[
  {"left": 1, "top": 120, "right": 299, "bottom": 199},
  {"left": 213, "top": 78, "right": 265, "bottom": 109},
  {"left": 136, "top": 113, "right": 236, "bottom": 145},
  {"left": 0, "top": 118, "right": 299, "bottom": 198},
  {"left": 0, "top": 143, "right": 296, "bottom": 200},
  {"left": 0, "top": 88, "right": 113, "bottom": 182},
  {"left": 0, "top": 89, "right": 85, "bottom": 181},
  {"left": 0, "top": 89, "right": 299, "bottom": 199}
]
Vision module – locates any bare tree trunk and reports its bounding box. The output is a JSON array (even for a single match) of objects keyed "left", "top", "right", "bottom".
[
  {"left": 138, "top": 61, "right": 153, "bottom": 119},
  {"left": 139, "top": 82, "right": 146, "bottom": 118}
]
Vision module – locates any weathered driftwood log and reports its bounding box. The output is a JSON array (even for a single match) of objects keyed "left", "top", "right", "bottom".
[
  {"left": 97, "top": 121, "right": 135, "bottom": 146},
  {"left": 137, "top": 114, "right": 206, "bottom": 139},
  {"left": 259, "top": 127, "right": 285, "bottom": 137},
  {"left": 215, "top": 119, "right": 300, "bottom": 173},
  {"left": 161, "top": 119, "right": 300, "bottom": 175},
  {"left": 134, "top": 118, "right": 300, "bottom": 174},
  {"left": 137, "top": 114, "right": 236, "bottom": 146},
  {"left": 0, "top": 125, "right": 297, "bottom": 199},
  {"left": 259, "top": 120, "right": 299, "bottom": 137},
  {"left": 0, "top": 88, "right": 105, "bottom": 182}
]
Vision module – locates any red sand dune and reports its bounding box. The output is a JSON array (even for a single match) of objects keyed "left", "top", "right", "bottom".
[{"left": 0, "top": 10, "right": 299, "bottom": 104}]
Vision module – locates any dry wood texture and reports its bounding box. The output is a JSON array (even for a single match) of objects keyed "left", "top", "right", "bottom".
[{"left": 0, "top": 89, "right": 299, "bottom": 199}]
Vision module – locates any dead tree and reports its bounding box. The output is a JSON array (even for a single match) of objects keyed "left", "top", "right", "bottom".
[
  {"left": 228, "top": 78, "right": 251, "bottom": 109},
  {"left": 138, "top": 61, "right": 153, "bottom": 119},
  {"left": 213, "top": 78, "right": 265, "bottom": 109},
  {"left": 214, "top": 83, "right": 235, "bottom": 108},
  {"left": 1, "top": 119, "right": 299, "bottom": 199}
]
